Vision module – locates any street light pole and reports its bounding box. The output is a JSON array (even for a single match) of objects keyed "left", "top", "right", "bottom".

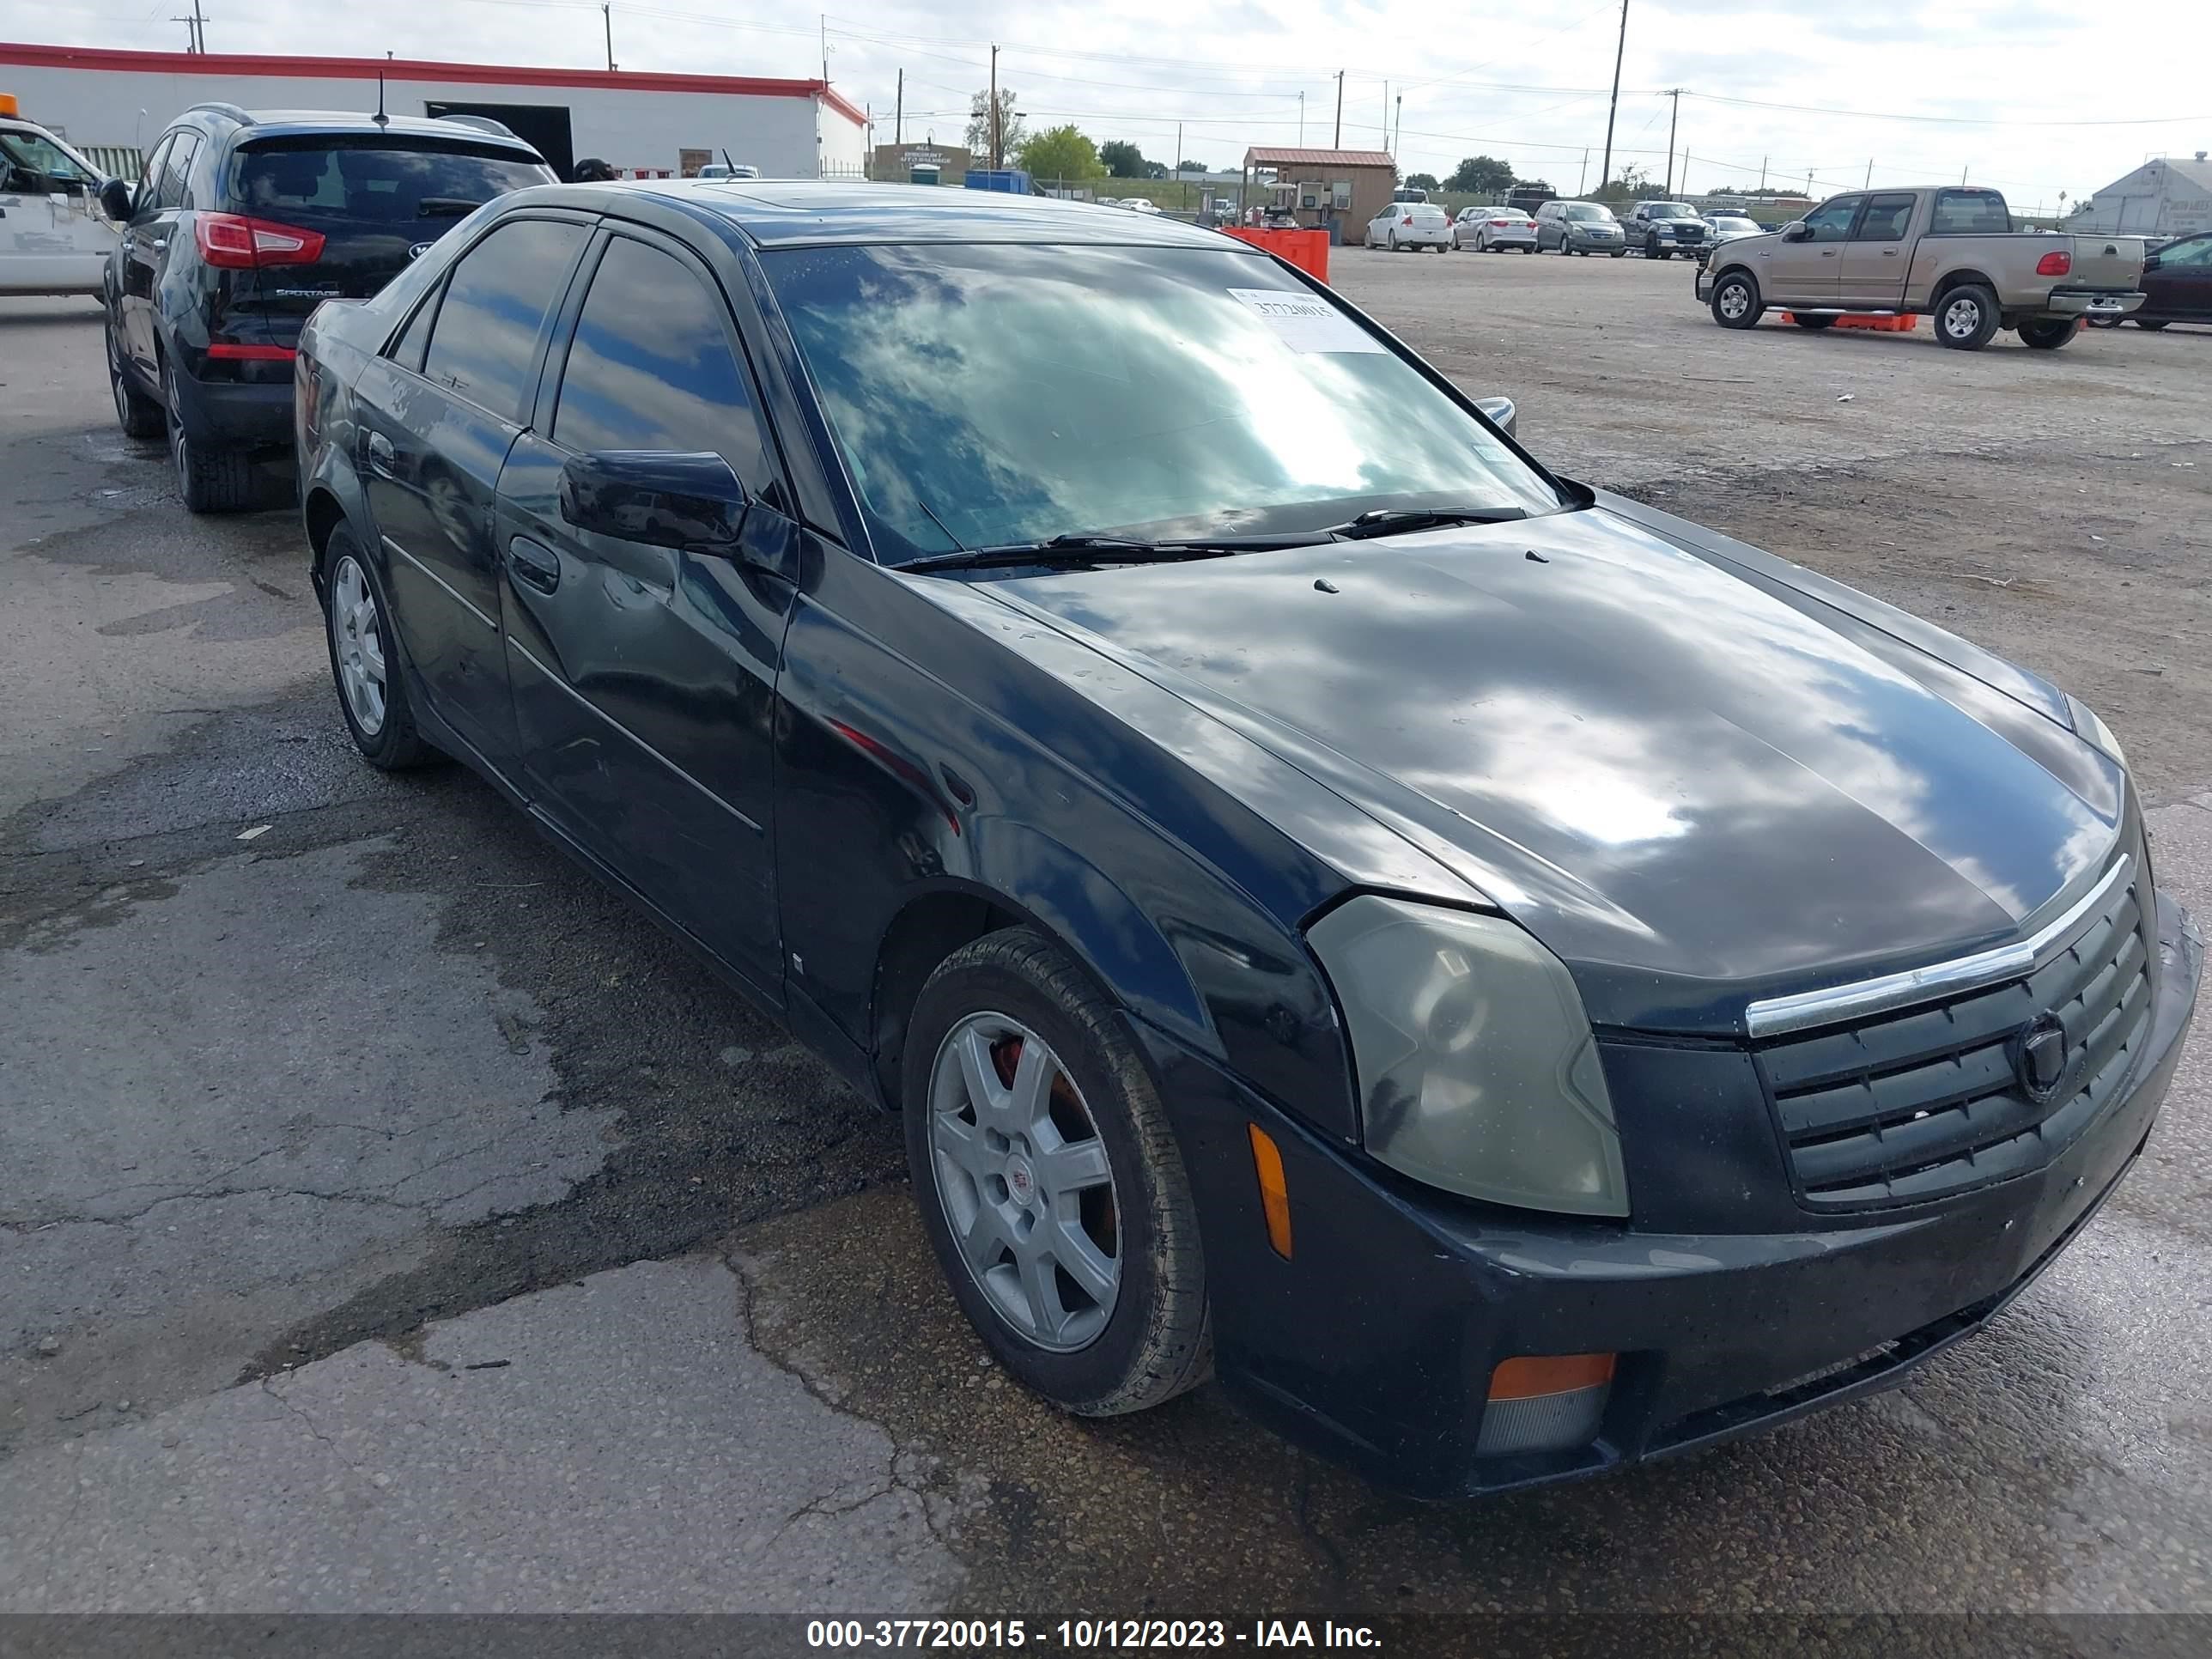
[
  {"left": 604, "top": 4, "right": 615, "bottom": 71},
  {"left": 1599, "top": 0, "right": 1629, "bottom": 195},
  {"left": 1334, "top": 70, "right": 1344, "bottom": 149}
]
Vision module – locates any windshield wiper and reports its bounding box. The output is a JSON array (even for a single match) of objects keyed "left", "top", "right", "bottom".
[
  {"left": 416, "top": 197, "right": 486, "bottom": 219},
  {"left": 902, "top": 532, "right": 1313, "bottom": 574},
  {"left": 1323, "top": 505, "right": 1532, "bottom": 541}
]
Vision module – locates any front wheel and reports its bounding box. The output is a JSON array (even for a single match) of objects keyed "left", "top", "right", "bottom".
[
  {"left": 1711, "top": 270, "right": 1763, "bottom": 329},
  {"left": 2018, "top": 318, "right": 2080, "bottom": 349},
  {"left": 1936, "top": 283, "right": 2001, "bottom": 350},
  {"left": 1608, "top": 249, "right": 1626, "bottom": 258},
  {"left": 904, "top": 928, "right": 1210, "bottom": 1417}
]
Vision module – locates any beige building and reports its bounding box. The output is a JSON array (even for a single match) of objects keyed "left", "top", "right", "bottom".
[{"left": 1242, "top": 146, "right": 1398, "bottom": 239}]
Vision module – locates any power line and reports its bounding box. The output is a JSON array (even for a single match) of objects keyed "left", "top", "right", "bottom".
[{"left": 1686, "top": 90, "right": 2211, "bottom": 129}]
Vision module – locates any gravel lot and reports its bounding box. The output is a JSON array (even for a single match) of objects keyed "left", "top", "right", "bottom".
[{"left": 2, "top": 246, "right": 2209, "bottom": 1641}]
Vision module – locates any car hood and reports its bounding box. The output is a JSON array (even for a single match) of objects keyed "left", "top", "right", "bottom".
[{"left": 986, "top": 504, "right": 2126, "bottom": 1030}]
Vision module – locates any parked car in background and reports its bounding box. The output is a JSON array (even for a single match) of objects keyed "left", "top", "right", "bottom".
[
  {"left": 1700, "top": 212, "right": 1765, "bottom": 256},
  {"left": 1698, "top": 185, "right": 2146, "bottom": 349},
  {"left": 1506, "top": 183, "right": 1558, "bottom": 216},
  {"left": 1536, "top": 199, "right": 1626, "bottom": 255},
  {"left": 292, "top": 179, "right": 2197, "bottom": 1502},
  {"left": 1625, "top": 199, "right": 1710, "bottom": 261},
  {"left": 1455, "top": 206, "right": 1537, "bottom": 252},
  {"left": 1366, "top": 198, "right": 1451, "bottom": 251},
  {"left": 1109, "top": 196, "right": 1162, "bottom": 215},
  {"left": 98, "top": 101, "right": 556, "bottom": 511},
  {"left": 0, "top": 102, "right": 120, "bottom": 295},
  {"left": 696, "top": 162, "right": 760, "bottom": 181},
  {"left": 2118, "top": 228, "right": 2212, "bottom": 328}
]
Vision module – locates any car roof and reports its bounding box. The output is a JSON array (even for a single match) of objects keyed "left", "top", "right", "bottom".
[
  {"left": 191, "top": 107, "right": 544, "bottom": 154},
  {"left": 551, "top": 179, "right": 1245, "bottom": 249}
]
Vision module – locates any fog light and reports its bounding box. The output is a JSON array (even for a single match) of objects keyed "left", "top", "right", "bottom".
[{"left": 1477, "top": 1353, "right": 1614, "bottom": 1456}]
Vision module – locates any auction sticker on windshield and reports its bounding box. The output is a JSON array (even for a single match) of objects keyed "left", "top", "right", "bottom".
[{"left": 1227, "top": 288, "right": 1387, "bottom": 354}]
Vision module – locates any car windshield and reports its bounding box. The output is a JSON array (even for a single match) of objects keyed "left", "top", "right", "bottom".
[
  {"left": 1564, "top": 204, "right": 1614, "bottom": 222},
  {"left": 226, "top": 140, "right": 550, "bottom": 222},
  {"left": 1711, "top": 216, "right": 1759, "bottom": 230},
  {"left": 1644, "top": 203, "right": 1697, "bottom": 218},
  {"left": 0, "top": 127, "right": 101, "bottom": 196},
  {"left": 763, "top": 241, "right": 1563, "bottom": 562}
]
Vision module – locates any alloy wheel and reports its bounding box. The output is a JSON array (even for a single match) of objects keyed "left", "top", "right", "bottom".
[
  {"left": 1718, "top": 283, "right": 1751, "bottom": 321},
  {"left": 927, "top": 1012, "right": 1121, "bottom": 1352},
  {"left": 1943, "top": 296, "right": 1983, "bottom": 340},
  {"left": 330, "top": 555, "right": 388, "bottom": 737}
]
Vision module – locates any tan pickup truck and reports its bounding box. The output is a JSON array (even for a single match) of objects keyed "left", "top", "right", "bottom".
[{"left": 1696, "top": 185, "right": 2145, "bottom": 349}]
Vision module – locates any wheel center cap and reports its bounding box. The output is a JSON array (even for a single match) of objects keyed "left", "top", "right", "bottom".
[{"left": 1004, "top": 1153, "right": 1036, "bottom": 1205}]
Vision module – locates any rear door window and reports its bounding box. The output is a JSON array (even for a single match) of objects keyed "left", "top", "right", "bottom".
[
  {"left": 421, "top": 217, "right": 589, "bottom": 422},
  {"left": 1853, "top": 194, "right": 1917, "bottom": 242},
  {"left": 550, "top": 236, "right": 769, "bottom": 481}
]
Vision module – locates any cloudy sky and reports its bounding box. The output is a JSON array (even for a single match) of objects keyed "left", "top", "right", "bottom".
[{"left": 32, "top": 0, "right": 2212, "bottom": 210}]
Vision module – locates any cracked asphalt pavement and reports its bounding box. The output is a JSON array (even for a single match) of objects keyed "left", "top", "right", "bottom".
[{"left": 3, "top": 258, "right": 2211, "bottom": 1637}]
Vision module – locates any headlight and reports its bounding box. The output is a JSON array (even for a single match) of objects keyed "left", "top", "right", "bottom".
[
  {"left": 2066, "top": 693, "right": 2127, "bottom": 769},
  {"left": 1307, "top": 896, "right": 1630, "bottom": 1218}
]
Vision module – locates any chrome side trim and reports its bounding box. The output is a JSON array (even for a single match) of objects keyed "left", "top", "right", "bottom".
[
  {"left": 506, "top": 637, "right": 763, "bottom": 835},
  {"left": 1746, "top": 854, "right": 2136, "bottom": 1039},
  {"left": 383, "top": 536, "right": 498, "bottom": 633}
]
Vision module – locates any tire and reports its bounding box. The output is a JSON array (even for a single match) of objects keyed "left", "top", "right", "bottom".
[
  {"left": 1389, "top": 231, "right": 1399, "bottom": 252},
  {"left": 903, "top": 927, "right": 1210, "bottom": 1417},
  {"left": 2018, "top": 318, "right": 2079, "bottom": 350},
  {"left": 1609, "top": 249, "right": 1626, "bottom": 258},
  {"left": 1792, "top": 314, "right": 1837, "bottom": 330},
  {"left": 2136, "top": 319, "right": 2169, "bottom": 331},
  {"left": 163, "top": 359, "right": 256, "bottom": 513},
  {"left": 1936, "top": 283, "right": 2001, "bottom": 350},
  {"left": 108, "top": 328, "right": 162, "bottom": 440},
  {"left": 323, "top": 528, "right": 440, "bottom": 769},
  {"left": 1711, "top": 269, "right": 1763, "bottom": 329}
]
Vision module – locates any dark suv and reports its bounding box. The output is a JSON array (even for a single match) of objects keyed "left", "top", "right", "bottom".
[{"left": 100, "top": 103, "right": 554, "bottom": 512}]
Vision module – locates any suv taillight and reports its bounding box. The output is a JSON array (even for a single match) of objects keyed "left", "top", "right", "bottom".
[
  {"left": 2035, "top": 249, "right": 2072, "bottom": 276},
  {"left": 193, "top": 213, "right": 327, "bottom": 269}
]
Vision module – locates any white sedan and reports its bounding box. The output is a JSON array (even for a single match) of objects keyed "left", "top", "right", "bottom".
[
  {"left": 1454, "top": 207, "right": 1538, "bottom": 252},
  {"left": 1366, "top": 199, "right": 1453, "bottom": 252}
]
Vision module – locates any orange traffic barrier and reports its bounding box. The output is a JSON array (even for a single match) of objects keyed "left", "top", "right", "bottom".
[
  {"left": 1219, "top": 226, "right": 1331, "bottom": 283},
  {"left": 1778, "top": 311, "right": 1919, "bottom": 332}
]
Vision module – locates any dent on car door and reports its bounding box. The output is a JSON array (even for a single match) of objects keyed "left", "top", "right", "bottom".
[
  {"left": 495, "top": 228, "right": 793, "bottom": 997},
  {"left": 354, "top": 213, "right": 590, "bottom": 760}
]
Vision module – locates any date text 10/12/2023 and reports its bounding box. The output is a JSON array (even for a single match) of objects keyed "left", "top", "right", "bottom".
[{"left": 805, "top": 1619, "right": 1384, "bottom": 1649}]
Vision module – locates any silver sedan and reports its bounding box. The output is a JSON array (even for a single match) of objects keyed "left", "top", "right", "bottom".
[{"left": 1454, "top": 208, "right": 1539, "bottom": 252}]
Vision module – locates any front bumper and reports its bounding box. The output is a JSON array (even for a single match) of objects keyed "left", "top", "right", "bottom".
[
  {"left": 2045, "top": 289, "right": 2145, "bottom": 319},
  {"left": 1142, "top": 889, "right": 2199, "bottom": 1500},
  {"left": 1570, "top": 234, "right": 1625, "bottom": 251}
]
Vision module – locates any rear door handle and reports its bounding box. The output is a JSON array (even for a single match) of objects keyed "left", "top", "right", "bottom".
[
  {"left": 366, "top": 431, "right": 396, "bottom": 477},
  {"left": 507, "top": 535, "right": 562, "bottom": 594}
]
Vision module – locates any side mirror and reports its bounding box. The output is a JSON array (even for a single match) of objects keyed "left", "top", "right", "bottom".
[
  {"left": 1781, "top": 222, "right": 1811, "bottom": 242},
  {"left": 559, "top": 450, "right": 749, "bottom": 552},
  {"left": 99, "top": 177, "right": 134, "bottom": 222},
  {"left": 2143, "top": 254, "right": 2162, "bottom": 271},
  {"left": 1474, "top": 395, "right": 1518, "bottom": 440}
]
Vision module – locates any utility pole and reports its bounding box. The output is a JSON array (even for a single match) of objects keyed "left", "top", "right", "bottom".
[
  {"left": 1333, "top": 70, "right": 1344, "bottom": 149},
  {"left": 1577, "top": 148, "right": 1589, "bottom": 194},
  {"left": 1865, "top": 157, "right": 1873, "bottom": 188},
  {"left": 1176, "top": 120, "right": 1184, "bottom": 208},
  {"left": 603, "top": 4, "right": 615, "bottom": 71},
  {"left": 1662, "top": 88, "right": 1680, "bottom": 195},
  {"left": 173, "top": 0, "right": 207, "bottom": 52},
  {"left": 1381, "top": 81, "right": 1388, "bottom": 149},
  {"left": 895, "top": 69, "right": 902, "bottom": 144},
  {"left": 1759, "top": 155, "right": 1767, "bottom": 191},
  {"left": 1298, "top": 90, "right": 1304, "bottom": 146},
  {"left": 989, "top": 45, "right": 1001, "bottom": 170},
  {"left": 1395, "top": 93, "right": 1402, "bottom": 158},
  {"left": 1599, "top": 0, "right": 1629, "bottom": 195},
  {"left": 820, "top": 14, "right": 829, "bottom": 83},
  {"left": 1960, "top": 163, "right": 1969, "bottom": 185}
]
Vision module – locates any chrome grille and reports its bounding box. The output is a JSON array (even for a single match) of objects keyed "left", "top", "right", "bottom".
[{"left": 1755, "top": 864, "right": 2153, "bottom": 1209}]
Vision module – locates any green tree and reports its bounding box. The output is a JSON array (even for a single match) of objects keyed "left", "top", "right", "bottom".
[
  {"left": 1099, "top": 139, "right": 1147, "bottom": 178},
  {"left": 1177, "top": 158, "right": 1208, "bottom": 173},
  {"left": 1405, "top": 171, "right": 1440, "bottom": 191},
  {"left": 1019, "top": 125, "right": 1104, "bottom": 184},
  {"left": 1447, "top": 155, "right": 1516, "bottom": 195},
  {"left": 966, "top": 88, "right": 1025, "bottom": 162}
]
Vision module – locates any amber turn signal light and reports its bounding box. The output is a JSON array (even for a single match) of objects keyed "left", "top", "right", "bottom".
[
  {"left": 1246, "top": 1123, "right": 1293, "bottom": 1258},
  {"left": 1487, "top": 1352, "right": 1616, "bottom": 1401}
]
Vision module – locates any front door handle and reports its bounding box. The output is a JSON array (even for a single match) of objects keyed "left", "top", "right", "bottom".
[{"left": 507, "top": 535, "right": 562, "bottom": 594}]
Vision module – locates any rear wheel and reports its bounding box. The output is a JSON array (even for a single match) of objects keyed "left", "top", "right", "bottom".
[
  {"left": 108, "top": 329, "right": 162, "bottom": 440},
  {"left": 1936, "top": 283, "right": 2001, "bottom": 350},
  {"left": 2136, "top": 319, "right": 2169, "bottom": 331},
  {"left": 1793, "top": 313, "right": 1837, "bottom": 330},
  {"left": 2018, "top": 318, "right": 2080, "bottom": 349},
  {"left": 164, "top": 360, "right": 255, "bottom": 514},
  {"left": 904, "top": 928, "right": 1210, "bottom": 1416},
  {"left": 1711, "top": 270, "right": 1763, "bottom": 329},
  {"left": 324, "top": 530, "right": 439, "bottom": 769}
]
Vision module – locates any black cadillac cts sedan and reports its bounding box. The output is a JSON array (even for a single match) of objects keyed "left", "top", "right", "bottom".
[{"left": 295, "top": 182, "right": 2202, "bottom": 1498}]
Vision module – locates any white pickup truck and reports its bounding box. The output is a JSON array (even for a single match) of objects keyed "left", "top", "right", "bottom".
[
  {"left": 1696, "top": 185, "right": 2145, "bottom": 349},
  {"left": 0, "top": 102, "right": 120, "bottom": 297}
]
